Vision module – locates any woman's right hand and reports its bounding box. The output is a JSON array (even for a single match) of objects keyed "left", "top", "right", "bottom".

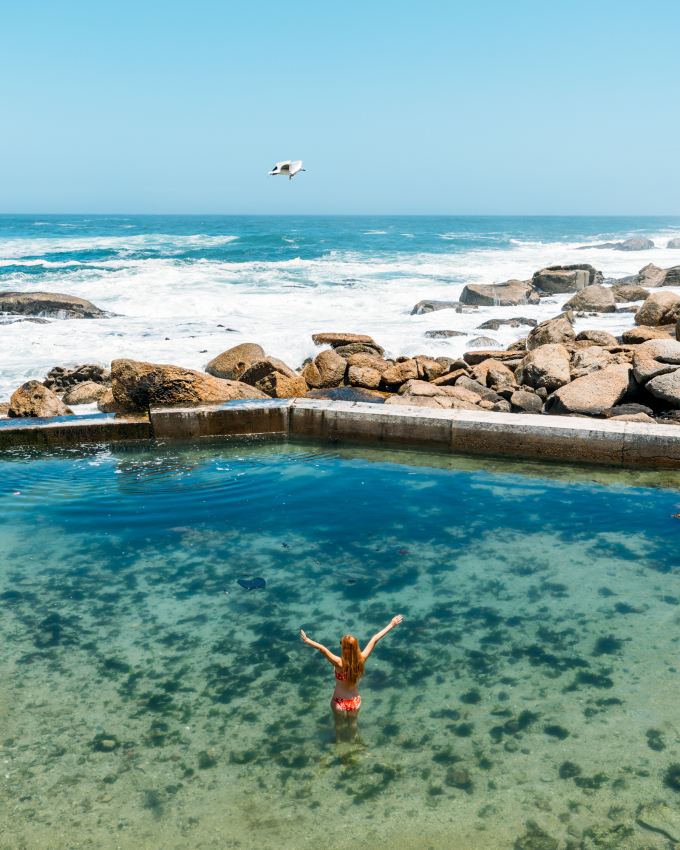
[
  {"left": 391, "top": 615, "right": 403, "bottom": 627},
  {"left": 301, "top": 629, "right": 310, "bottom": 644}
]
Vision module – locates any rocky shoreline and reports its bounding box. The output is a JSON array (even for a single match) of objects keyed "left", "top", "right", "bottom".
[{"left": 4, "top": 261, "right": 680, "bottom": 428}]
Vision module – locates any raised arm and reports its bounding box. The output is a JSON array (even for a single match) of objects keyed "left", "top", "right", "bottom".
[
  {"left": 362, "top": 615, "right": 402, "bottom": 661},
  {"left": 301, "top": 630, "right": 341, "bottom": 666}
]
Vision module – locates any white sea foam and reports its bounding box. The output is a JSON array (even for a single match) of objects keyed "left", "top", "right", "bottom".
[{"left": 1, "top": 227, "right": 680, "bottom": 399}]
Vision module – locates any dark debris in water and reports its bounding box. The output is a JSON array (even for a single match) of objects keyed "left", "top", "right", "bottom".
[{"left": 237, "top": 577, "right": 266, "bottom": 590}]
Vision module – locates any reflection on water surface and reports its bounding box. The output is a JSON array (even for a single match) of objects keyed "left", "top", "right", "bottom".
[{"left": 1, "top": 439, "right": 680, "bottom": 850}]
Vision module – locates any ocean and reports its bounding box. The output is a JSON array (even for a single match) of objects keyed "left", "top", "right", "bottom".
[{"left": 1, "top": 214, "right": 680, "bottom": 401}]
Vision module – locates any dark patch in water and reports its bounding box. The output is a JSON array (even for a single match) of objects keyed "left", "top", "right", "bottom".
[{"left": 237, "top": 577, "right": 266, "bottom": 590}]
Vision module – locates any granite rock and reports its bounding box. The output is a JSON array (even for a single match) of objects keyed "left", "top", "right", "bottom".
[
  {"left": 544, "top": 365, "right": 632, "bottom": 416},
  {"left": 515, "top": 344, "right": 571, "bottom": 392},
  {"left": 459, "top": 280, "right": 539, "bottom": 307},
  {"left": 635, "top": 291, "right": 680, "bottom": 326},
  {"left": 575, "top": 329, "right": 619, "bottom": 346},
  {"left": 205, "top": 343, "right": 265, "bottom": 380},
  {"left": 562, "top": 285, "right": 616, "bottom": 313},
  {"left": 8, "top": 381, "right": 74, "bottom": 418},
  {"left": 0, "top": 291, "right": 107, "bottom": 319},
  {"left": 526, "top": 315, "right": 576, "bottom": 350},
  {"left": 62, "top": 381, "right": 108, "bottom": 405}
]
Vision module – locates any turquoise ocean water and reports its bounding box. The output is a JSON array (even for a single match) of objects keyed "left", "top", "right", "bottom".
[{"left": 2, "top": 438, "right": 680, "bottom": 849}]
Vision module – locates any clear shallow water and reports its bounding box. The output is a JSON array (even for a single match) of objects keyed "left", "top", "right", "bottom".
[
  {"left": 2, "top": 214, "right": 680, "bottom": 401},
  {"left": 2, "top": 440, "right": 680, "bottom": 850}
]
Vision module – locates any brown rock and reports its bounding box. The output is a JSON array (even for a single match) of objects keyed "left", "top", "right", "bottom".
[
  {"left": 470, "top": 359, "right": 515, "bottom": 388},
  {"left": 301, "top": 349, "right": 347, "bottom": 388},
  {"left": 333, "top": 342, "right": 386, "bottom": 357},
  {"left": 0, "top": 402, "right": 10, "bottom": 415},
  {"left": 238, "top": 358, "right": 300, "bottom": 389},
  {"left": 254, "top": 371, "right": 308, "bottom": 398},
  {"left": 346, "top": 354, "right": 390, "bottom": 373},
  {"left": 455, "top": 375, "right": 496, "bottom": 398},
  {"left": 610, "top": 282, "right": 650, "bottom": 303},
  {"left": 459, "top": 280, "right": 539, "bottom": 307},
  {"left": 635, "top": 291, "right": 680, "bottom": 327},
  {"left": 432, "top": 368, "right": 469, "bottom": 386},
  {"left": 8, "top": 381, "right": 74, "bottom": 418},
  {"left": 608, "top": 412, "right": 656, "bottom": 423},
  {"left": 440, "top": 386, "right": 481, "bottom": 404},
  {"left": 397, "top": 380, "right": 444, "bottom": 397},
  {"left": 381, "top": 359, "right": 419, "bottom": 387},
  {"left": 533, "top": 266, "right": 593, "bottom": 293},
  {"left": 478, "top": 398, "right": 511, "bottom": 412},
  {"left": 463, "top": 350, "right": 526, "bottom": 366},
  {"left": 0, "top": 290, "right": 107, "bottom": 319},
  {"left": 562, "top": 285, "right": 616, "bottom": 313},
  {"left": 205, "top": 343, "right": 265, "bottom": 379},
  {"left": 62, "top": 381, "right": 108, "bottom": 406},
  {"left": 622, "top": 326, "right": 672, "bottom": 344},
  {"left": 97, "top": 388, "right": 126, "bottom": 413},
  {"left": 312, "top": 333, "right": 377, "bottom": 348},
  {"left": 507, "top": 338, "right": 528, "bottom": 352},
  {"left": 515, "top": 344, "right": 571, "bottom": 392},
  {"left": 411, "top": 300, "right": 461, "bottom": 314},
  {"left": 306, "top": 387, "right": 388, "bottom": 403},
  {"left": 545, "top": 366, "right": 631, "bottom": 416},
  {"left": 111, "top": 359, "right": 267, "bottom": 411},
  {"left": 638, "top": 262, "right": 668, "bottom": 287},
  {"left": 569, "top": 346, "right": 614, "bottom": 379},
  {"left": 632, "top": 339, "right": 680, "bottom": 384},
  {"left": 527, "top": 314, "right": 576, "bottom": 350},
  {"left": 348, "top": 366, "right": 382, "bottom": 390},
  {"left": 415, "top": 356, "right": 444, "bottom": 381},
  {"left": 575, "top": 330, "right": 619, "bottom": 346}
]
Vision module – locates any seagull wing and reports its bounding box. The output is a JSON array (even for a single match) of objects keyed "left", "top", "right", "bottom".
[
  {"left": 269, "top": 160, "right": 291, "bottom": 175},
  {"left": 288, "top": 160, "right": 303, "bottom": 178}
]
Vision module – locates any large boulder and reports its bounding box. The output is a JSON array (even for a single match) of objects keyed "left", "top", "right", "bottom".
[
  {"left": 97, "top": 388, "right": 126, "bottom": 413},
  {"left": 413, "top": 356, "right": 444, "bottom": 381},
  {"left": 301, "top": 349, "right": 347, "bottom": 388},
  {"left": 515, "top": 344, "right": 571, "bottom": 392},
  {"left": 575, "top": 329, "right": 619, "bottom": 346},
  {"left": 562, "top": 285, "right": 616, "bottom": 313},
  {"left": 610, "top": 282, "right": 650, "bottom": 303},
  {"left": 533, "top": 265, "right": 600, "bottom": 293},
  {"left": 111, "top": 359, "right": 267, "bottom": 411},
  {"left": 668, "top": 238, "right": 680, "bottom": 249},
  {"left": 664, "top": 266, "right": 680, "bottom": 287},
  {"left": 646, "top": 372, "right": 680, "bottom": 407},
  {"left": 62, "top": 381, "right": 108, "bottom": 405},
  {"left": 617, "top": 238, "right": 654, "bottom": 251},
  {"left": 635, "top": 291, "right": 680, "bottom": 326},
  {"left": 411, "top": 300, "right": 460, "bottom": 315},
  {"left": 347, "top": 366, "right": 382, "bottom": 390},
  {"left": 346, "top": 353, "right": 390, "bottom": 373},
  {"left": 43, "top": 363, "right": 110, "bottom": 392},
  {"left": 570, "top": 346, "right": 614, "bottom": 379},
  {"left": 8, "top": 381, "right": 74, "bottom": 418},
  {"left": 638, "top": 263, "right": 667, "bottom": 288},
  {"left": 459, "top": 280, "right": 539, "bottom": 307},
  {"left": 0, "top": 291, "right": 107, "bottom": 319},
  {"left": 544, "top": 366, "right": 632, "bottom": 416},
  {"left": 238, "top": 359, "right": 307, "bottom": 398},
  {"left": 205, "top": 343, "right": 265, "bottom": 379},
  {"left": 470, "top": 359, "right": 515, "bottom": 388},
  {"left": 463, "top": 350, "right": 525, "bottom": 366},
  {"left": 632, "top": 339, "right": 680, "bottom": 384},
  {"left": 467, "top": 336, "right": 501, "bottom": 349},
  {"left": 526, "top": 314, "right": 576, "bottom": 350}
]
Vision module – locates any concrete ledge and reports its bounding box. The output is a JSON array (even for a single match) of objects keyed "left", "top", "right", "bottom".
[
  {"left": 150, "top": 399, "right": 290, "bottom": 440},
  {"left": 3, "top": 399, "right": 680, "bottom": 470},
  {"left": 0, "top": 413, "right": 151, "bottom": 449}
]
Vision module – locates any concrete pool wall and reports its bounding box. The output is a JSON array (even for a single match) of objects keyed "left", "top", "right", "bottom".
[{"left": 3, "top": 398, "right": 680, "bottom": 469}]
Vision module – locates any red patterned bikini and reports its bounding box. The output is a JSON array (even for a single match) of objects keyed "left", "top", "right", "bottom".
[{"left": 332, "top": 668, "right": 361, "bottom": 711}]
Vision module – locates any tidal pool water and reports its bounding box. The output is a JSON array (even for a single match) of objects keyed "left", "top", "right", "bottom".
[{"left": 2, "top": 439, "right": 680, "bottom": 850}]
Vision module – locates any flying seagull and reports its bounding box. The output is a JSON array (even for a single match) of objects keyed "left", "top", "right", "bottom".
[{"left": 268, "top": 160, "right": 305, "bottom": 179}]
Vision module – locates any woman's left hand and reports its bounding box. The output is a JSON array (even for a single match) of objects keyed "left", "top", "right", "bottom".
[{"left": 301, "top": 629, "right": 310, "bottom": 643}]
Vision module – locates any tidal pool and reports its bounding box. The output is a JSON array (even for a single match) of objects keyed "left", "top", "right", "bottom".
[{"left": 2, "top": 439, "right": 680, "bottom": 850}]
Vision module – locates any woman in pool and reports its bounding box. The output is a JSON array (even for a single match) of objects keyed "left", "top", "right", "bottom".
[{"left": 301, "top": 615, "right": 402, "bottom": 743}]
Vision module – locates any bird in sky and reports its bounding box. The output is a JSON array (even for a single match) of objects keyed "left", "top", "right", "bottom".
[{"left": 268, "top": 160, "right": 305, "bottom": 179}]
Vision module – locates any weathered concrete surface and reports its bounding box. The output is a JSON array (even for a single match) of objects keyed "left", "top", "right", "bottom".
[
  {"left": 150, "top": 400, "right": 291, "bottom": 440},
  {"left": 0, "top": 413, "right": 150, "bottom": 449},
  {"left": 4, "top": 399, "right": 680, "bottom": 470}
]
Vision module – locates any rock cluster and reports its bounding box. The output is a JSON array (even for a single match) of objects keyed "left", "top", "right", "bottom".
[{"left": 44, "top": 363, "right": 111, "bottom": 392}]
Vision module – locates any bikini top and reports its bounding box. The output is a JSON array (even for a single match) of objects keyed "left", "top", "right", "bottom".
[{"left": 335, "top": 668, "right": 347, "bottom": 681}]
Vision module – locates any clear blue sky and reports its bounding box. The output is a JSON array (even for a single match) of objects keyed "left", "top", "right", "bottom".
[{"left": 2, "top": 0, "right": 679, "bottom": 214}]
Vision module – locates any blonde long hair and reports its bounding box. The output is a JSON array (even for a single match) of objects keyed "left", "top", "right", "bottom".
[{"left": 341, "top": 635, "right": 365, "bottom": 688}]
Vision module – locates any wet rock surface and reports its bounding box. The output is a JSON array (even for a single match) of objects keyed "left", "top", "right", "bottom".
[
  {"left": 0, "top": 290, "right": 107, "bottom": 319},
  {"left": 8, "top": 381, "right": 74, "bottom": 418},
  {"left": 205, "top": 343, "right": 265, "bottom": 380},
  {"left": 44, "top": 364, "right": 110, "bottom": 392},
  {"left": 563, "top": 285, "right": 617, "bottom": 314},
  {"left": 411, "top": 299, "right": 461, "bottom": 314}
]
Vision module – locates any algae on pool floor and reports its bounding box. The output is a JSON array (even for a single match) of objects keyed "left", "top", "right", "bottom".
[{"left": 1, "top": 439, "right": 680, "bottom": 850}]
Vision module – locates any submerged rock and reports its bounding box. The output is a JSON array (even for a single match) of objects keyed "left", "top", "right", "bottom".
[
  {"left": 205, "top": 343, "right": 265, "bottom": 379},
  {"left": 638, "top": 804, "right": 680, "bottom": 842},
  {"left": 8, "top": 381, "right": 74, "bottom": 418},
  {"left": 411, "top": 299, "right": 460, "bottom": 314},
  {"left": 668, "top": 238, "right": 680, "bottom": 249},
  {"left": 0, "top": 290, "right": 107, "bottom": 319},
  {"left": 513, "top": 820, "right": 558, "bottom": 850},
  {"left": 459, "top": 280, "right": 539, "bottom": 307},
  {"left": 111, "top": 358, "right": 267, "bottom": 411}
]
